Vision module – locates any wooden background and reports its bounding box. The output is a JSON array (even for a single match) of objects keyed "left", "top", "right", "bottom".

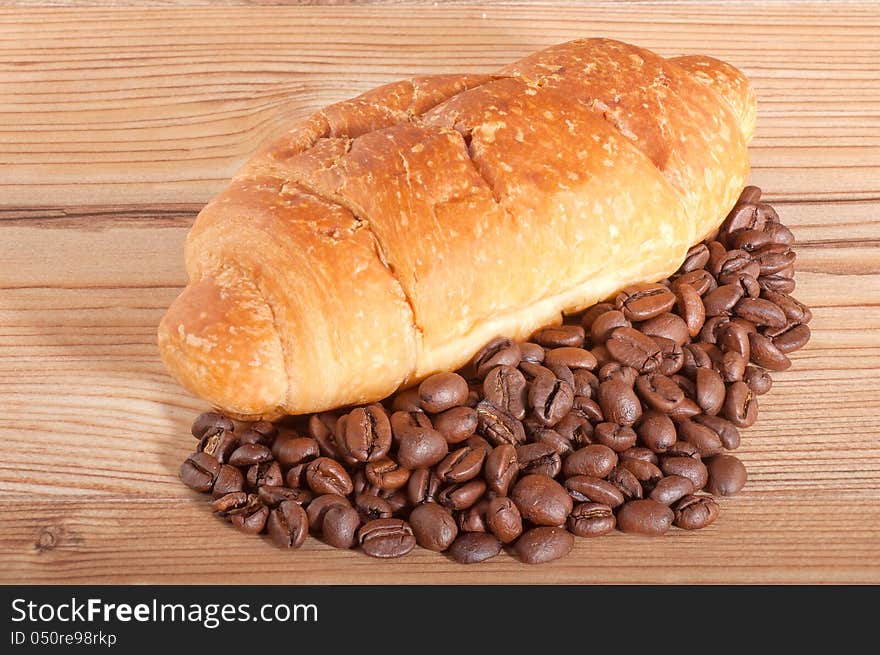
[{"left": 1, "top": 1, "right": 879, "bottom": 584}]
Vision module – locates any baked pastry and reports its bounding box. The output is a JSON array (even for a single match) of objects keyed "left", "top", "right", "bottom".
[{"left": 158, "top": 38, "right": 756, "bottom": 419}]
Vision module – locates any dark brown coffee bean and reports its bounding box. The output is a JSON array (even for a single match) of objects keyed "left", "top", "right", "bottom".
[
  {"left": 409, "top": 502, "right": 458, "bottom": 551},
  {"left": 702, "top": 284, "right": 744, "bottom": 317},
  {"left": 448, "top": 532, "right": 502, "bottom": 563},
  {"left": 692, "top": 414, "right": 741, "bottom": 451},
  {"left": 438, "top": 479, "right": 487, "bottom": 511},
  {"left": 390, "top": 409, "right": 433, "bottom": 440},
  {"left": 353, "top": 493, "right": 393, "bottom": 523},
  {"left": 483, "top": 365, "right": 528, "bottom": 420},
  {"left": 510, "top": 443, "right": 558, "bottom": 479},
  {"left": 484, "top": 444, "right": 519, "bottom": 496},
  {"left": 758, "top": 273, "right": 796, "bottom": 294},
  {"left": 760, "top": 289, "right": 811, "bottom": 324},
  {"left": 212, "top": 464, "right": 244, "bottom": 498},
  {"left": 597, "top": 379, "right": 642, "bottom": 426},
  {"left": 590, "top": 344, "right": 614, "bottom": 368},
  {"left": 564, "top": 475, "right": 624, "bottom": 508},
  {"left": 606, "top": 327, "right": 662, "bottom": 373},
  {"left": 531, "top": 324, "right": 585, "bottom": 348},
  {"left": 407, "top": 468, "right": 441, "bottom": 505},
  {"left": 305, "top": 494, "right": 350, "bottom": 532},
  {"left": 753, "top": 243, "right": 796, "bottom": 275},
  {"left": 321, "top": 505, "right": 360, "bottom": 549},
  {"left": 590, "top": 310, "right": 632, "bottom": 345},
  {"left": 198, "top": 430, "right": 238, "bottom": 464},
  {"left": 723, "top": 381, "right": 758, "bottom": 428},
  {"left": 359, "top": 519, "right": 416, "bottom": 558},
  {"left": 486, "top": 496, "right": 523, "bottom": 543},
  {"left": 722, "top": 199, "right": 767, "bottom": 234},
  {"left": 620, "top": 446, "right": 658, "bottom": 463},
  {"left": 211, "top": 491, "right": 249, "bottom": 515},
  {"left": 598, "top": 362, "right": 638, "bottom": 386},
  {"left": 238, "top": 428, "right": 270, "bottom": 446},
  {"left": 665, "top": 441, "right": 700, "bottom": 459},
  {"left": 419, "top": 372, "right": 469, "bottom": 413},
  {"left": 563, "top": 445, "right": 618, "bottom": 479},
  {"left": 230, "top": 498, "right": 270, "bottom": 535},
  {"left": 306, "top": 457, "right": 353, "bottom": 496},
  {"left": 532, "top": 427, "right": 574, "bottom": 457},
  {"left": 458, "top": 499, "right": 489, "bottom": 533},
  {"left": 267, "top": 500, "right": 308, "bottom": 549},
  {"left": 677, "top": 419, "right": 724, "bottom": 457},
  {"left": 706, "top": 454, "right": 748, "bottom": 496},
  {"left": 673, "top": 495, "right": 720, "bottom": 530},
  {"left": 660, "top": 457, "right": 708, "bottom": 490},
  {"left": 571, "top": 369, "right": 600, "bottom": 399},
  {"left": 192, "top": 412, "right": 234, "bottom": 440},
  {"left": 364, "top": 456, "right": 411, "bottom": 491},
  {"left": 716, "top": 322, "right": 751, "bottom": 361},
  {"left": 615, "top": 283, "right": 676, "bottom": 321},
  {"left": 617, "top": 499, "right": 674, "bottom": 535},
  {"left": 580, "top": 303, "right": 615, "bottom": 331},
  {"left": 667, "top": 398, "right": 702, "bottom": 423},
  {"left": 676, "top": 269, "right": 716, "bottom": 295},
  {"left": 729, "top": 228, "right": 772, "bottom": 253},
  {"left": 674, "top": 283, "right": 706, "bottom": 338},
  {"left": 763, "top": 221, "right": 795, "bottom": 246},
  {"left": 511, "top": 474, "right": 572, "bottom": 526},
  {"left": 529, "top": 371, "right": 574, "bottom": 427},
  {"left": 308, "top": 413, "right": 347, "bottom": 459},
  {"left": 473, "top": 338, "right": 522, "bottom": 378},
  {"left": 270, "top": 434, "right": 317, "bottom": 468},
  {"left": 545, "top": 347, "right": 598, "bottom": 372},
  {"left": 341, "top": 404, "right": 392, "bottom": 462},
  {"left": 649, "top": 475, "right": 696, "bottom": 506},
  {"left": 636, "top": 411, "right": 677, "bottom": 454},
  {"left": 714, "top": 250, "right": 759, "bottom": 285},
  {"left": 619, "top": 458, "right": 663, "bottom": 490},
  {"left": 228, "top": 443, "right": 272, "bottom": 467},
  {"left": 743, "top": 365, "right": 773, "bottom": 395},
  {"left": 671, "top": 374, "right": 696, "bottom": 399},
  {"left": 246, "top": 461, "right": 283, "bottom": 488},
  {"left": 591, "top": 422, "right": 635, "bottom": 452},
  {"left": 718, "top": 350, "right": 747, "bottom": 383},
  {"left": 735, "top": 297, "right": 787, "bottom": 328},
  {"left": 519, "top": 342, "right": 546, "bottom": 364},
  {"left": 257, "top": 485, "right": 312, "bottom": 508},
  {"left": 653, "top": 337, "right": 685, "bottom": 376},
  {"left": 179, "top": 452, "right": 221, "bottom": 492},
  {"left": 432, "top": 406, "right": 478, "bottom": 444},
  {"left": 436, "top": 446, "right": 485, "bottom": 483},
  {"left": 475, "top": 401, "right": 526, "bottom": 446},
  {"left": 693, "top": 367, "right": 725, "bottom": 416},
  {"left": 608, "top": 465, "right": 643, "bottom": 500},
  {"left": 681, "top": 243, "right": 710, "bottom": 272},
  {"left": 514, "top": 526, "right": 574, "bottom": 564},
  {"left": 639, "top": 313, "right": 689, "bottom": 346},
  {"left": 567, "top": 503, "right": 615, "bottom": 537},
  {"left": 636, "top": 373, "right": 684, "bottom": 413},
  {"left": 396, "top": 427, "right": 448, "bottom": 469},
  {"left": 772, "top": 323, "right": 811, "bottom": 354}
]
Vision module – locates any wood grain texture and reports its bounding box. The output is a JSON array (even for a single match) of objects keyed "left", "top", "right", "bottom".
[{"left": 1, "top": 1, "right": 879, "bottom": 584}]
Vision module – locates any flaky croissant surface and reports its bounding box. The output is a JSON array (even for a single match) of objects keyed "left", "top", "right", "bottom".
[{"left": 158, "top": 38, "right": 756, "bottom": 419}]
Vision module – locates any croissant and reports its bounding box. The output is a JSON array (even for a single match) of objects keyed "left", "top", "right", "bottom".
[{"left": 158, "top": 38, "right": 756, "bottom": 419}]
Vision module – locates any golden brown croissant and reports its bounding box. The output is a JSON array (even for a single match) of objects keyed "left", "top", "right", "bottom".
[{"left": 158, "top": 38, "right": 756, "bottom": 419}]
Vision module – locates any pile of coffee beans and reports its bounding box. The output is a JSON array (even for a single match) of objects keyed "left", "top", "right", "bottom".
[{"left": 180, "top": 186, "right": 811, "bottom": 564}]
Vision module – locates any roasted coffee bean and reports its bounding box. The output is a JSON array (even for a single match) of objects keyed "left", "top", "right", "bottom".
[
  {"left": 396, "top": 428, "right": 448, "bottom": 469},
  {"left": 660, "top": 456, "right": 708, "bottom": 490},
  {"left": 620, "top": 446, "right": 659, "bottom": 464},
  {"left": 483, "top": 365, "right": 528, "bottom": 420},
  {"left": 594, "top": 422, "right": 638, "bottom": 452},
  {"left": 228, "top": 443, "right": 272, "bottom": 467},
  {"left": 271, "top": 434, "right": 318, "bottom": 468},
  {"left": 723, "top": 381, "right": 758, "bottom": 428},
  {"left": 615, "top": 283, "right": 676, "bottom": 321},
  {"left": 598, "top": 362, "right": 638, "bottom": 386},
  {"left": 199, "top": 430, "right": 238, "bottom": 464},
  {"left": 267, "top": 500, "right": 308, "bottom": 549},
  {"left": 681, "top": 243, "right": 710, "bottom": 272},
  {"left": 192, "top": 412, "right": 234, "bottom": 440},
  {"left": 772, "top": 324, "right": 811, "bottom": 354},
  {"left": 407, "top": 468, "right": 441, "bottom": 505},
  {"left": 714, "top": 250, "right": 759, "bottom": 284},
  {"left": 321, "top": 505, "right": 361, "bottom": 549},
  {"left": 306, "top": 494, "right": 350, "bottom": 532},
  {"left": 432, "top": 406, "right": 478, "bottom": 444},
  {"left": 383, "top": 489, "right": 409, "bottom": 514},
  {"left": 673, "top": 495, "right": 719, "bottom": 530},
  {"left": 409, "top": 502, "right": 458, "bottom": 551},
  {"left": 519, "top": 342, "right": 545, "bottom": 364},
  {"left": 390, "top": 388, "right": 423, "bottom": 413},
  {"left": 590, "top": 344, "right": 614, "bottom": 368},
  {"left": 306, "top": 457, "right": 354, "bottom": 496},
  {"left": 563, "top": 445, "right": 618, "bottom": 479},
  {"left": 653, "top": 337, "right": 684, "bottom": 376},
  {"left": 706, "top": 455, "right": 748, "bottom": 496},
  {"left": 486, "top": 496, "right": 523, "bottom": 543},
  {"left": 564, "top": 476, "right": 624, "bottom": 508},
  {"left": 354, "top": 493, "right": 393, "bottom": 523},
  {"left": 473, "top": 338, "right": 522, "bottom": 378},
  {"left": 639, "top": 313, "right": 689, "bottom": 346},
  {"left": 665, "top": 441, "right": 700, "bottom": 459},
  {"left": 718, "top": 350, "right": 747, "bottom": 383},
  {"left": 676, "top": 269, "right": 716, "bottom": 295},
  {"left": 729, "top": 228, "right": 772, "bottom": 253},
  {"left": 567, "top": 503, "right": 616, "bottom": 537},
  {"left": 619, "top": 458, "right": 663, "bottom": 491},
  {"left": 390, "top": 410, "right": 433, "bottom": 441},
  {"left": 617, "top": 499, "right": 674, "bottom": 536},
  {"left": 180, "top": 452, "right": 221, "bottom": 492},
  {"left": 419, "top": 372, "right": 469, "bottom": 413},
  {"left": 554, "top": 412, "right": 589, "bottom": 441},
  {"left": 761, "top": 289, "right": 811, "bottom": 324},
  {"left": 692, "top": 414, "right": 741, "bottom": 451},
  {"left": 365, "top": 456, "right": 411, "bottom": 491},
  {"left": 438, "top": 479, "right": 487, "bottom": 511},
  {"left": 514, "top": 526, "right": 574, "bottom": 564},
  {"left": 212, "top": 464, "right": 244, "bottom": 498},
  {"left": 683, "top": 342, "right": 714, "bottom": 376},
  {"left": 448, "top": 532, "right": 502, "bottom": 563},
  {"left": 636, "top": 411, "right": 677, "bottom": 454},
  {"left": 699, "top": 315, "right": 729, "bottom": 345},
  {"left": 258, "top": 485, "right": 312, "bottom": 508},
  {"left": 571, "top": 396, "right": 604, "bottom": 425},
  {"left": 514, "top": 442, "right": 561, "bottom": 478},
  {"left": 475, "top": 401, "right": 526, "bottom": 446},
  {"left": 284, "top": 464, "right": 308, "bottom": 489},
  {"left": 668, "top": 398, "right": 702, "bottom": 423},
  {"left": 671, "top": 374, "right": 696, "bottom": 399},
  {"left": 436, "top": 446, "right": 485, "bottom": 483},
  {"left": 545, "top": 347, "right": 598, "bottom": 374},
  {"left": 458, "top": 499, "right": 489, "bottom": 533},
  {"left": 743, "top": 366, "right": 773, "bottom": 395},
  {"left": 649, "top": 475, "right": 695, "bottom": 506},
  {"left": 717, "top": 322, "right": 751, "bottom": 361},
  {"left": 695, "top": 368, "right": 726, "bottom": 416},
  {"left": 359, "top": 519, "right": 416, "bottom": 559},
  {"left": 247, "top": 461, "right": 283, "bottom": 489},
  {"left": 238, "top": 428, "right": 270, "bottom": 446},
  {"left": 484, "top": 444, "right": 519, "bottom": 496},
  {"left": 211, "top": 491, "right": 249, "bottom": 515},
  {"left": 590, "top": 310, "right": 631, "bottom": 344},
  {"left": 308, "top": 413, "right": 347, "bottom": 459},
  {"left": 230, "top": 498, "right": 270, "bottom": 535},
  {"left": 546, "top": 361, "right": 576, "bottom": 392},
  {"left": 532, "top": 427, "right": 574, "bottom": 457},
  {"left": 758, "top": 272, "right": 796, "bottom": 294},
  {"left": 702, "top": 284, "right": 744, "bottom": 317},
  {"left": 597, "top": 380, "right": 642, "bottom": 426},
  {"left": 572, "top": 369, "right": 600, "bottom": 398},
  {"left": 723, "top": 198, "right": 767, "bottom": 234},
  {"left": 636, "top": 373, "right": 684, "bottom": 413},
  {"left": 529, "top": 371, "right": 574, "bottom": 426},
  {"left": 763, "top": 221, "right": 795, "bottom": 246},
  {"left": 580, "top": 303, "right": 615, "bottom": 331},
  {"left": 341, "top": 404, "right": 392, "bottom": 462},
  {"left": 606, "top": 327, "right": 662, "bottom": 373},
  {"left": 531, "top": 324, "right": 585, "bottom": 348},
  {"left": 753, "top": 243, "right": 796, "bottom": 275},
  {"left": 466, "top": 434, "right": 494, "bottom": 458},
  {"left": 674, "top": 283, "right": 706, "bottom": 338},
  {"left": 735, "top": 297, "right": 787, "bottom": 328},
  {"left": 608, "top": 465, "right": 644, "bottom": 500},
  {"left": 511, "top": 474, "right": 572, "bottom": 526}
]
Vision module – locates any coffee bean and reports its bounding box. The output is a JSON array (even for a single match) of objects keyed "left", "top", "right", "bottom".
[
  {"left": 753, "top": 243, "right": 796, "bottom": 275},
  {"left": 734, "top": 297, "right": 787, "bottom": 328},
  {"left": 419, "top": 372, "right": 469, "bottom": 413},
  {"left": 729, "top": 228, "right": 772, "bottom": 253},
  {"left": 511, "top": 474, "right": 572, "bottom": 526},
  {"left": 694, "top": 368, "right": 725, "bottom": 416},
  {"left": 691, "top": 414, "right": 741, "bottom": 451},
  {"left": 271, "top": 434, "right": 318, "bottom": 468},
  {"left": 192, "top": 412, "right": 234, "bottom": 440},
  {"left": 681, "top": 243, "right": 710, "bottom": 272},
  {"left": 458, "top": 499, "right": 489, "bottom": 533},
  {"left": 606, "top": 327, "right": 662, "bottom": 373},
  {"left": 597, "top": 380, "right": 642, "bottom": 426},
  {"left": 230, "top": 496, "right": 269, "bottom": 534},
  {"left": 340, "top": 404, "right": 392, "bottom": 463},
  {"left": 572, "top": 369, "right": 600, "bottom": 398},
  {"left": 320, "top": 505, "right": 360, "bottom": 549},
  {"left": 723, "top": 381, "right": 758, "bottom": 428},
  {"left": 246, "top": 461, "right": 283, "bottom": 488},
  {"left": 267, "top": 500, "right": 308, "bottom": 548},
  {"left": 635, "top": 411, "right": 677, "bottom": 454},
  {"left": 211, "top": 491, "right": 249, "bottom": 515},
  {"left": 758, "top": 273, "right": 796, "bottom": 294},
  {"left": 617, "top": 499, "right": 674, "bottom": 535},
  {"left": 677, "top": 419, "right": 724, "bottom": 457},
  {"left": 484, "top": 444, "right": 519, "bottom": 496},
  {"left": 593, "top": 422, "right": 637, "bottom": 452},
  {"left": 432, "top": 406, "right": 478, "bottom": 443},
  {"left": 485, "top": 496, "right": 523, "bottom": 543},
  {"left": 306, "top": 457, "right": 353, "bottom": 496},
  {"left": 673, "top": 495, "right": 720, "bottom": 530},
  {"left": 571, "top": 396, "right": 604, "bottom": 425},
  {"left": 257, "top": 485, "right": 312, "bottom": 508},
  {"left": 620, "top": 446, "right": 659, "bottom": 463},
  {"left": 180, "top": 452, "right": 221, "bottom": 492},
  {"left": 308, "top": 413, "right": 347, "bottom": 459},
  {"left": 436, "top": 446, "right": 486, "bottom": 483},
  {"left": 564, "top": 475, "right": 624, "bottom": 508},
  {"left": 608, "top": 464, "right": 644, "bottom": 500},
  {"left": 529, "top": 370, "right": 575, "bottom": 427},
  {"left": 636, "top": 373, "right": 684, "bottom": 413},
  {"left": 563, "top": 445, "right": 618, "bottom": 479},
  {"left": 473, "top": 338, "right": 522, "bottom": 378},
  {"left": 619, "top": 458, "right": 663, "bottom": 491},
  {"left": 407, "top": 468, "right": 441, "bottom": 505},
  {"left": 390, "top": 410, "right": 433, "bottom": 440},
  {"left": 228, "top": 443, "right": 272, "bottom": 467},
  {"left": 514, "top": 527, "right": 574, "bottom": 564},
  {"left": 438, "top": 479, "right": 487, "bottom": 511},
  {"left": 532, "top": 427, "right": 574, "bottom": 457},
  {"left": 665, "top": 441, "right": 700, "bottom": 459},
  {"left": 580, "top": 303, "right": 615, "bottom": 331},
  {"left": 743, "top": 365, "right": 773, "bottom": 395},
  {"left": 598, "top": 362, "right": 638, "bottom": 386},
  {"left": 238, "top": 427, "right": 271, "bottom": 446},
  {"left": 448, "top": 532, "right": 502, "bottom": 563},
  {"left": 761, "top": 289, "right": 811, "bottom": 325},
  {"left": 590, "top": 344, "right": 614, "bottom": 368},
  {"left": 702, "top": 284, "right": 743, "bottom": 317},
  {"left": 674, "top": 283, "right": 706, "bottom": 338},
  {"left": 364, "top": 456, "right": 411, "bottom": 491},
  {"left": 772, "top": 324, "right": 811, "bottom": 354},
  {"left": 717, "top": 322, "right": 751, "bottom": 360},
  {"left": 639, "top": 313, "right": 690, "bottom": 346},
  {"left": 305, "top": 494, "right": 350, "bottom": 532},
  {"left": 660, "top": 456, "right": 708, "bottom": 490},
  {"left": 676, "top": 269, "right": 716, "bottom": 296},
  {"left": 567, "top": 503, "right": 616, "bottom": 537},
  {"left": 353, "top": 493, "right": 393, "bottom": 523},
  {"left": 396, "top": 427, "right": 448, "bottom": 469},
  {"left": 475, "top": 401, "right": 526, "bottom": 446},
  {"left": 763, "top": 221, "right": 795, "bottom": 246},
  {"left": 408, "top": 502, "right": 458, "bottom": 551},
  {"left": 718, "top": 350, "right": 747, "bottom": 383},
  {"left": 199, "top": 430, "right": 238, "bottom": 464},
  {"left": 590, "top": 310, "right": 631, "bottom": 344},
  {"left": 649, "top": 475, "right": 695, "bottom": 506},
  {"left": 615, "top": 283, "right": 676, "bottom": 321},
  {"left": 518, "top": 341, "right": 545, "bottom": 364},
  {"left": 532, "top": 324, "right": 585, "bottom": 348},
  {"left": 706, "top": 454, "right": 748, "bottom": 496},
  {"left": 483, "top": 365, "right": 528, "bottom": 420},
  {"left": 516, "top": 442, "right": 562, "bottom": 478},
  {"left": 359, "top": 519, "right": 416, "bottom": 558},
  {"left": 212, "top": 464, "right": 244, "bottom": 498}
]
